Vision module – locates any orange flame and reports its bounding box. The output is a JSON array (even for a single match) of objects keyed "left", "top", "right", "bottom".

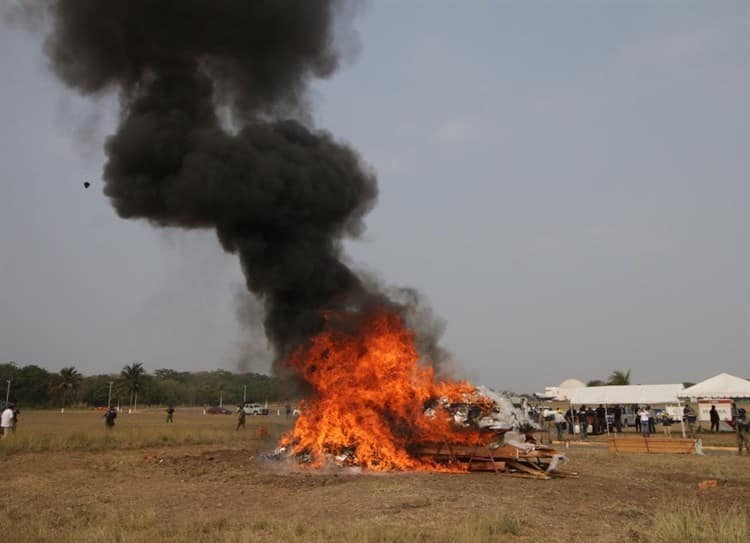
[{"left": 280, "top": 309, "right": 489, "bottom": 471}]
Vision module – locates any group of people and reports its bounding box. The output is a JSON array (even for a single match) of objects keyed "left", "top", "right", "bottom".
[
  {"left": 101, "top": 402, "right": 295, "bottom": 431},
  {"left": 557, "top": 405, "right": 612, "bottom": 439},
  {"left": 0, "top": 403, "right": 19, "bottom": 437},
  {"left": 545, "top": 401, "right": 749, "bottom": 455},
  {"left": 546, "top": 403, "right": 699, "bottom": 440},
  {"left": 105, "top": 403, "right": 176, "bottom": 428},
  {"left": 637, "top": 405, "right": 681, "bottom": 438}
]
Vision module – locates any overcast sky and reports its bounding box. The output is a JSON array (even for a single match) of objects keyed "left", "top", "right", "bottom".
[{"left": 0, "top": 1, "right": 747, "bottom": 393}]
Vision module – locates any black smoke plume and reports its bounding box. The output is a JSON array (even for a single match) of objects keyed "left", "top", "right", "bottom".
[
  {"left": 12, "top": 1, "right": 458, "bottom": 378},
  {"left": 29, "top": 0, "right": 378, "bottom": 364}
]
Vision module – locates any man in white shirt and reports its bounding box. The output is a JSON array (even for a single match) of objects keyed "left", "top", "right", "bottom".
[
  {"left": 1, "top": 404, "right": 14, "bottom": 438},
  {"left": 638, "top": 407, "right": 651, "bottom": 438},
  {"left": 554, "top": 409, "right": 566, "bottom": 441}
]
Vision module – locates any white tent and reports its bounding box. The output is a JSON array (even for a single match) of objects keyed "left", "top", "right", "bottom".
[
  {"left": 570, "top": 384, "right": 685, "bottom": 406},
  {"left": 679, "top": 373, "right": 750, "bottom": 399}
]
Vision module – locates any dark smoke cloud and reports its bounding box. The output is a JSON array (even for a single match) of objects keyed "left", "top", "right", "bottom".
[
  {"left": 12, "top": 0, "right": 456, "bottom": 377},
  {"left": 26, "top": 0, "right": 377, "bottom": 364}
]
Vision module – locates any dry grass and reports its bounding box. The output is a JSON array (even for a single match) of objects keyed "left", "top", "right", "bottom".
[
  {"left": 2, "top": 501, "right": 746, "bottom": 543},
  {"left": 0, "top": 408, "right": 287, "bottom": 456},
  {"left": 648, "top": 499, "right": 749, "bottom": 543},
  {"left": 0, "top": 410, "right": 748, "bottom": 543},
  {"left": 0, "top": 508, "right": 529, "bottom": 543}
]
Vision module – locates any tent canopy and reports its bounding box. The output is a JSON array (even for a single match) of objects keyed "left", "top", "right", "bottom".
[
  {"left": 679, "top": 373, "right": 750, "bottom": 399},
  {"left": 570, "top": 384, "right": 685, "bottom": 406}
]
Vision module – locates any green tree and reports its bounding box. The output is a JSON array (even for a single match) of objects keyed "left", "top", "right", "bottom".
[
  {"left": 587, "top": 379, "right": 606, "bottom": 387},
  {"left": 13, "top": 364, "right": 54, "bottom": 406},
  {"left": 121, "top": 362, "right": 146, "bottom": 411},
  {"left": 56, "top": 366, "right": 82, "bottom": 410},
  {"left": 154, "top": 369, "right": 189, "bottom": 383},
  {"left": 80, "top": 375, "right": 117, "bottom": 407},
  {"left": 608, "top": 369, "right": 631, "bottom": 386}
]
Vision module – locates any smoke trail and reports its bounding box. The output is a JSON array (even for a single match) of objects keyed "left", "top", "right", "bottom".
[
  {"left": 25, "top": 0, "right": 378, "bottom": 363},
  {"left": 233, "top": 286, "right": 273, "bottom": 374}
]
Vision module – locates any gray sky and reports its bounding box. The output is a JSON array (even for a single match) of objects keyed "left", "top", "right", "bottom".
[{"left": 0, "top": 1, "right": 747, "bottom": 392}]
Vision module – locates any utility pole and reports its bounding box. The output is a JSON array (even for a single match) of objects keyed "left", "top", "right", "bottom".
[
  {"left": 5, "top": 380, "right": 10, "bottom": 406},
  {"left": 107, "top": 382, "right": 114, "bottom": 409},
  {"left": 243, "top": 385, "right": 247, "bottom": 403}
]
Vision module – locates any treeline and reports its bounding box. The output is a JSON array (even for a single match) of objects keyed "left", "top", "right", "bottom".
[{"left": 0, "top": 362, "right": 301, "bottom": 408}]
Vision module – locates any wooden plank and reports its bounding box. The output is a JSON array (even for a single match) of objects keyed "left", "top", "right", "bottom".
[
  {"left": 468, "top": 461, "right": 506, "bottom": 472},
  {"left": 607, "top": 437, "right": 694, "bottom": 454},
  {"left": 506, "top": 460, "right": 548, "bottom": 478},
  {"left": 549, "top": 471, "right": 580, "bottom": 479},
  {"left": 507, "top": 460, "right": 552, "bottom": 479},
  {"left": 499, "top": 472, "right": 552, "bottom": 480},
  {"left": 486, "top": 445, "right": 556, "bottom": 460},
  {"left": 649, "top": 444, "right": 694, "bottom": 453},
  {"left": 413, "top": 444, "right": 474, "bottom": 458},
  {"left": 489, "top": 444, "right": 522, "bottom": 458},
  {"left": 464, "top": 445, "right": 492, "bottom": 472}
]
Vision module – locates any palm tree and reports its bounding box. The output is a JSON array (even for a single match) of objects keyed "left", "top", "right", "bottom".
[
  {"left": 121, "top": 363, "right": 145, "bottom": 411},
  {"left": 57, "top": 366, "right": 82, "bottom": 411},
  {"left": 608, "top": 369, "right": 631, "bottom": 386}
]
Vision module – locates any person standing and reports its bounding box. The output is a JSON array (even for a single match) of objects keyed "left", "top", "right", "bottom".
[
  {"left": 104, "top": 406, "right": 117, "bottom": 429},
  {"left": 236, "top": 405, "right": 246, "bottom": 431},
  {"left": 565, "top": 407, "right": 576, "bottom": 436},
  {"left": 284, "top": 403, "right": 292, "bottom": 418},
  {"left": 683, "top": 403, "right": 697, "bottom": 439},
  {"left": 661, "top": 412, "right": 673, "bottom": 438},
  {"left": 578, "top": 405, "right": 588, "bottom": 439},
  {"left": 595, "top": 405, "right": 606, "bottom": 434},
  {"left": 1, "top": 404, "right": 14, "bottom": 438},
  {"left": 11, "top": 405, "right": 19, "bottom": 433},
  {"left": 613, "top": 405, "right": 623, "bottom": 433},
  {"left": 166, "top": 404, "right": 175, "bottom": 424},
  {"left": 634, "top": 406, "right": 642, "bottom": 434},
  {"left": 709, "top": 405, "right": 720, "bottom": 433},
  {"left": 554, "top": 409, "right": 566, "bottom": 441},
  {"left": 638, "top": 406, "right": 651, "bottom": 438},
  {"left": 647, "top": 405, "right": 656, "bottom": 434},
  {"left": 733, "top": 405, "right": 748, "bottom": 455}
]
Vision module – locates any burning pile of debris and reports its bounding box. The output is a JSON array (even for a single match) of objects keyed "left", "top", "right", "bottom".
[
  {"left": 267, "top": 418, "right": 573, "bottom": 480},
  {"left": 263, "top": 312, "right": 575, "bottom": 478}
]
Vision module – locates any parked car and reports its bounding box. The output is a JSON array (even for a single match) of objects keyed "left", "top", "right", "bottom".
[
  {"left": 242, "top": 403, "right": 269, "bottom": 415},
  {"left": 206, "top": 406, "right": 232, "bottom": 415}
]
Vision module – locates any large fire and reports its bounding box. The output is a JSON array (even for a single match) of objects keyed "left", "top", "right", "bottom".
[{"left": 280, "top": 309, "right": 491, "bottom": 471}]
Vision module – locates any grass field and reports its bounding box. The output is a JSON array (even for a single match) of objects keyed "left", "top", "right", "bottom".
[{"left": 0, "top": 408, "right": 747, "bottom": 542}]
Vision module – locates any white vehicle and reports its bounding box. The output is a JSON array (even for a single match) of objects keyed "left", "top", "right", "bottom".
[{"left": 242, "top": 403, "right": 268, "bottom": 415}]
